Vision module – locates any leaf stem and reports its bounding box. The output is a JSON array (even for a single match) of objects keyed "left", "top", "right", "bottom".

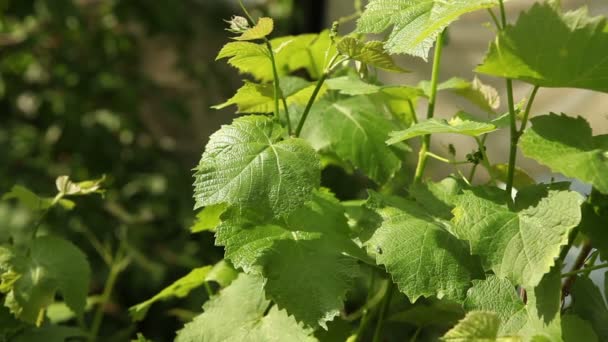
[
  {"left": 487, "top": 9, "right": 502, "bottom": 30},
  {"left": 518, "top": 85, "right": 540, "bottom": 134},
  {"left": 372, "top": 283, "right": 394, "bottom": 342},
  {"left": 413, "top": 30, "right": 446, "bottom": 184},
  {"left": 498, "top": 0, "right": 507, "bottom": 28},
  {"left": 265, "top": 40, "right": 292, "bottom": 133},
  {"left": 425, "top": 152, "right": 468, "bottom": 165},
  {"left": 562, "top": 262, "right": 608, "bottom": 278}
]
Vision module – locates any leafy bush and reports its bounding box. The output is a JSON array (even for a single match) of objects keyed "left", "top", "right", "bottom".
[{"left": 2, "top": 0, "right": 608, "bottom": 341}]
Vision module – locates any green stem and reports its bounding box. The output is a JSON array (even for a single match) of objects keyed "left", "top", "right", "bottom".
[
  {"left": 498, "top": 0, "right": 507, "bottom": 27},
  {"left": 413, "top": 30, "right": 445, "bottom": 184},
  {"left": 562, "top": 262, "right": 608, "bottom": 278},
  {"left": 475, "top": 135, "right": 496, "bottom": 184},
  {"left": 504, "top": 79, "right": 517, "bottom": 205},
  {"left": 487, "top": 8, "right": 501, "bottom": 30},
  {"left": 265, "top": 40, "right": 291, "bottom": 133},
  {"left": 518, "top": 86, "right": 540, "bottom": 134},
  {"left": 237, "top": 0, "right": 256, "bottom": 24},
  {"left": 407, "top": 100, "right": 418, "bottom": 124},
  {"left": 372, "top": 283, "right": 394, "bottom": 342},
  {"left": 295, "top": 72, "right": 328, "bottom": 137},
  {"left": 89, "top": 251, "right": 129, "bottom": 340}
]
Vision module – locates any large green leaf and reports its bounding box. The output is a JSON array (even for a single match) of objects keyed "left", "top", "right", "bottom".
[
  {"left": 0, "top": 236, "right": 90, "bottom": 324},
  {"left": 356, "top": 0, "right": 500, "bottom": 59},
  {"left": 477, "top": 3, "right": 608, "bottom": 93},
  {"left": 520, "top": 114, "right": 608, "bottom": 194},
  {"left": 387, "top": 115, "right": 497, "bottom": 145},
  {"left": 216, "top": 41, "right": 272, "bottom": 81},
  {"left": 193, "top": 115, "right": 320, "bottom": 218},
  {"left": 366, "top": 193, "right": 481, "bottom": 302},
  {"left": 571, "top": 276, "right": 608, "bottom": 341},
  {"left": 216, "top": 190, "right": 362, "bottom": 328},
  {"left": 175, "top": 274, "right": 315, "bottom": 342},
  {"left": 129, "top": 266, "right": 213, "bottom": 321},
  {"left": 452, "top": 189, "right": 583, "bottom": 288},
  {"left": 300, "top": 97, "right": 406, "bottom": 184},
  {"left": 213, "top": 77, "right": 326, "bottom": 114}
]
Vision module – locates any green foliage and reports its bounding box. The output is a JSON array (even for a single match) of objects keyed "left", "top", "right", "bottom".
[
  {"left": 477, "top": 3, "right": 608, "bottom": 93},
  {"left": 356, "top": 0, "right": 500, "bottom": 58},
  {"left": 4, "top": 0, "right": 608, "bottom": 341}
]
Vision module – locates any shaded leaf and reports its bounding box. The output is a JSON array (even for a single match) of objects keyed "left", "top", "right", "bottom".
[
  {"left": 571, "top": 276, "right": 608, "bottom": 341},
  {"left": 520, "top": 114, "right": 608, "bottom": 194},
  {"left": 337, "top": 37, "right": 408, "bottom": 72},
  {"left": 420, "top": 77, "right": 500, "bottom": 113},
  {"left": 300, "top": 97, "right": 406, "bottom": 184}
]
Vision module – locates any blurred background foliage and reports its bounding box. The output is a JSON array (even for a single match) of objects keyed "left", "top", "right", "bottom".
[{"left": 0, "top": 0, "right": 326, "bottom": 340}]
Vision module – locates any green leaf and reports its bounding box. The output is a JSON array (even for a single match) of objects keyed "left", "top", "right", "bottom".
[
  {"left": 193, "top": 115, "right": 320, "bottom": 218},
  {"left": 477, "top": 3, "right": 608, "bottom": 93},
  {"left": 205, "top": 260, "right": 238, "bottom": 288},
  {"left": 571, "top": 276, "right": 608, "bottom": 341},
  {"left": 175, "top": 274, "right": 315, "bottom": 342},
  {"left": 280, "top": 30, "right": 336, "bottom": 80},
  {"left": 366, "top": 194, "right": 481, "bottom": 302},
  {"left": 216, "top": 190, "right": 362, "bottom": 328},
  {"left": 441, "top": 311, "right": 518, "bottom": 341},
  {"left": 464, "top": 268, "right": 564, "bottom": 340},
  {"left": 326, "top": 76, "right": 382, "bottom": 96},
  {"left": 2, "top": 185, "right": 55, "bottom": 211},
  {"left": 234, "top": 17, "right": 273, "bottom": 41},
  {"left": 1, "top": 236, "right": 90, "bottom": 324},
  {"left": 260, "top": 239, "right": 359, "bottom": 328},
  {"left": 190, "top": 204, "right": 228, "bottom": 233},
  {"left": 213, "top": 77, "right": 326, "bottom": 114},
  {"left": 356, "top": 0, "right": 500, "bottom": 59},
  {"left": 452, "top": 189, "right": 583, "bottom": 288},
  {"left": 337, "top": 37, "right": 408, "bottom": 72},
  {"left": 464, "top": 276, "right": 528, "bottom": 335},
  {"left": 129, "top": 266, "right": 213, "bottom": 322},
  {"left": 520, "top": 114, "right": 608, "bottom": 194},
  {"left": 387, "top": 115, "right": 497, "bottom": 145},
  {"left": 420, "top": 77, "right": 500, "bottom": 113},
  {"left": 299, "top": 97, "right": 406, "bottom": 184},
  {"left": 216, "top": 42, "right": 271, "bottom": 80}
]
